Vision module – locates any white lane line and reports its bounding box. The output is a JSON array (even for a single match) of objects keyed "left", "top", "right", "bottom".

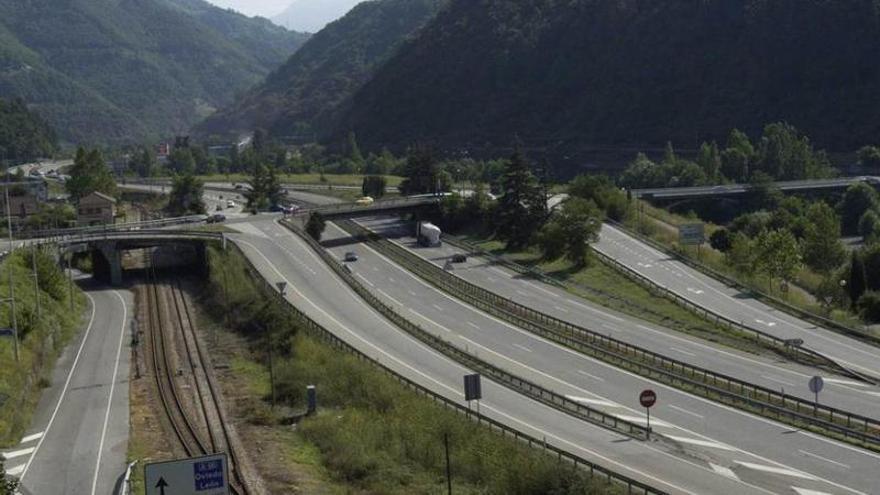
[
  {"left": 90, "top": 291, "right": 129, "bottom": 495},
  {"left": 565, "top": 396, "right": 617, "bottom": 408},
  {"left": 823, "top": 378, "right": 870, "bottom": 388},
  {"left": 614, "top": 415, "right": 671, "bottom": 428},
  {"left": 20, "top": 432, "right": 43, "bottom": 444},
  {"left": 388, "top": 277, "right": 396, "bottom": 283},
  {"left": 792, "top": 488, "right": 833, "bottom": 495},
  {"left": 576, "top": 370, "right": 605, "bottom": 382},
  {"left": 709, "top": 463, "right": 739, "bottom": 480},
  {"left": 797, "top": 450, "right": 850, "bottom": 469},
  {"left": 668, "top": 405, "right": 704, "bottom": 419},
  {"left": 734, "top": 461, "right": 817, "bottom": 480},
  {"left": 18, "top": 296, "right": 97, "bottom": 482},
  {"left": 554, "top": 306, "right": 569, "bottom": 313},
  {"left": 432, "top": 304, "right": 445, "bottom": 312},
  {"left": 467, "top": 322, "right": 480, "bottom": 330},
  {"left": 376, "top": 289, "right": 405, "bottom": 308},
  {"left": 6, "top": 464, "right": 25, "bottom": 477},
  {"left": 564, "top": 298, "right": 625, "bottom": 322},
  {"left": 667, "top": 435, "right": 736, "bottom": 451},
  {"left": 512, "top": 343, "right": 533, "bottom": 353},
  {"left": 669, "top": 347, "right": 696, "bottom": 357},
  {"left": 489, "top": 267, "right": 509, "bottom": 278},
  {"left": 355, "top": 273, "right": 375, "bottom": 288},
  {"left": 761, "top": 375, "right": 795, "bottom": 387},
  {"left": 1, "top": 447, "right": 34, "bottom": 460},
  {"left": 524, "top": 281, "right": 561, "bottom": 299}
]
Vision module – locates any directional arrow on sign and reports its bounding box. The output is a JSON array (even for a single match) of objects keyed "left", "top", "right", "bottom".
[{"left": 156, "top": 478, "right": 168, "bottom": 495}]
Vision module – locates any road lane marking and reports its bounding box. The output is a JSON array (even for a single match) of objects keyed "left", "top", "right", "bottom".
[
  {"left": 554, "top": 306, "right": 569, "bottom": 313},
  {"left": 761, "top": 375, "right": 795, "bottom": 387},
  {"left": 668, "top": 405, "right": 704, "bottom": 419},
  {"left": 576, "top": 370, "right": 605, "bottom": 381},
  {"left": 1, "top": 447, "right": 34, "bottom": 460},
  {"left": 797, "top": 450, "right": 850, "bottom": 469},
  {"left": 355, "top": 274, "right": 375, "bottom": 288},
  {"left": 432, "top": 304, "right": 445, "bottom": 312},
  {"left": 467, "top": 322, "right": 480, "bottom": 330},
  {"left": 687, "top": 288, "right": 704, "bottom": 295},
  {"left": 565, "top": 396, "right": 617, "bottom": 407},
  {"left": 669, "top": 347, "right": 696, "bottom": 357},
  {"left": 792, "top": 488, "right": 833, "bottom": 495},
  {"left": 19, "top": 432, "right": 42, "bottom": 444},
  {"left": 822, "top": 378, "right": 870, "bottom": 388},
  {"left": 6, "top": 464, "right": 25, "bottom": 477},
  {"left": 667, "top": 435, "right": 735, "bottom": 451},
  {"left": 376, "top": 289, "right": 405, "bottom": 308},
  {"left": 709, "top": 463, "right": 739, "bottom": 480},
  {"left": 18, "top": 295, "right": 97, "bottom": 482},
  {"left": 755, "top": 319, "right": 777, "bottom": 327},
  {"left": 512, "top": 343, "right": 533, "bottom": 353},
  {"left": 91, "top": 291, "right": 129, "bottom": 495},
  {"left": 734, "top": 461, "right": 817, "bottom": 480},
  {"left": 614, "top": 415, "right": 671, "bottom": 428}
]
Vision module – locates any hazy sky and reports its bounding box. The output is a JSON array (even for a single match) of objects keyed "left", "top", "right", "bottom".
[{"left": 206, "top": 0, "right": 291, "bottom": 18}]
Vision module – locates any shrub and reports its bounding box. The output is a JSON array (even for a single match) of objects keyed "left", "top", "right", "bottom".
[{"left": 858, "top": 291, "right": 880, "bottom": 322}]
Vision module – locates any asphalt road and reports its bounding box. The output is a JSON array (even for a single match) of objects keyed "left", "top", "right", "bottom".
[
  {"left": 353, "top": 217, "right": 880, "bottom": 419},
  {"left": 3, "top": 281, "right": 132, "bottom": 495},
  {"left": 633, "top": 177, "right": 880, "bottom": 199},
  {"left": 230, "top": 218, "right": 879, "bottom": 495},
  {"left": 595, "top": 223, "right": 880, "bottom": 380}
]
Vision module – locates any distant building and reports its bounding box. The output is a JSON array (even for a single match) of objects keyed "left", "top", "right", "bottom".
[
  {"left": 0, "top": 180, "right": 48, "bottom": 202},
  {"left": 0, "top": 193, "right": 40, "bottom": 228},
  {"left": 77, "top": 191, "right": 117, "bottom": 226}
]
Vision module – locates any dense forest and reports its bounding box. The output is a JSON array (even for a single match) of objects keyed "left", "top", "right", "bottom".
[
  {"left": 0, "top": 0, "right": 308, "bottom": 145},
  {"left": 332, "top": 0, "right": 880, "bottom": 172},
  {"left": 196, "top": 0, "right": 443, "bottom": 141},
  {"left": 0, "top": 98, "right": 56, "bottom": 164}
]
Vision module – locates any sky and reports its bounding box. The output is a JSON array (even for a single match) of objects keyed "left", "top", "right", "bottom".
[
  {"left": 206, "top": 0, "right": 361, "bottom": 32},
  {"left": 206, "top": 0, "right": 292, "bottom": 18}
]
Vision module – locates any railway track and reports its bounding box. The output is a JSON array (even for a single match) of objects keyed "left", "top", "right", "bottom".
[{"left": 144, "top": 266, "right": 252, "bottom": 495}]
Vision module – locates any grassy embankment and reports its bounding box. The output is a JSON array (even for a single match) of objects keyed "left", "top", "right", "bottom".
[
  {"left": 132, "top": 245, "right": 627, "bottom": 494},
  {"left": 0, "top": 248, "right": 88, "bottom": 447},
  {"left": 628, "top": 201, "right": 867, "bottom": 330}
]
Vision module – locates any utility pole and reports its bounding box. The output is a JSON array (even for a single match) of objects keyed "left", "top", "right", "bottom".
[
  {"left": 31, "top": 243, "right": 40, "bottom": 318},
  {"left": 444, "top": 433, "right": 452, "bottom": 495},
  {"left": 5, "top": 183, "right": 19, "bottom": 361},
  {"left": 68, "top": 252, "right": 75, "bottom": 313}
]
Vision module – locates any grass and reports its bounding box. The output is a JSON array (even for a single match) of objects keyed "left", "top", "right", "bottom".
[
  {"left": 194, "top": 245, "right": 629, "bottom": 495},
  {"left": 457, "top": 232, "right": 775, "bottom": 355},
  {"left": 0, "top": 249, "right": 87, "bottom": 447}
]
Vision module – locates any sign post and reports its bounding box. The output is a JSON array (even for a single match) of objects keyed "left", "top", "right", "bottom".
[
  {"left": 464, "top": 374, "right": 482, "bottom": 414},
  {"left": 808, "top": 376, "right": 824, "bottom": 415},
  {"left": 679, "top": 223, "right": 705, "bottom": 259},
  {"left": 639, "top": 389, "right": 657, "bottom": 439},
  {"left": 145, "top": 453, "right": 229, "bottom": 495}
]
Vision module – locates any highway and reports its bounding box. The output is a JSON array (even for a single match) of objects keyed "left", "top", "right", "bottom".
[
  {"left": 594, "top": 223, "right": 880, "bottom": 380},
  {"left": 227, "top": 218, "right": 788, "bottom": 495},
  {"left": 230, "top": 217, "right": 876, "bottom": 495},
  {"left": 353, "top": 217, "right": 880, "bottom": 418},
  {"left": 633, "top": 176, "right": 880, "bottom": 200},
  {"left": 3, "top": 281, "right": 132, "bottom": 495}
]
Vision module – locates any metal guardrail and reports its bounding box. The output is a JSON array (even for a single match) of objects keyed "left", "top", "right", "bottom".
[
  {"left": 226, "top": 239, "right": 667, "bottom": 495},
  {"left": 604, "top": 220, "right": 880, "bottom": 375},
  {"left": 338, "top": 221, "right": 880, "bottom": 449},
  {"left": 16, "top": 215, "right": 206, "bottom": 241},
  {"left": 280, "top": 220, "right": 649, "bottom": 440}
]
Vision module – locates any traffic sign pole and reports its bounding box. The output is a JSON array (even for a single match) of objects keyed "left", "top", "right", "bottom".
[{"left": 639, "top": 389, "right": 657, "bottom": 440}]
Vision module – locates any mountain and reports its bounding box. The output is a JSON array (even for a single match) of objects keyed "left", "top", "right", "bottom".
[
  {"left": 336, "top": 0, "right": 880, "bottom": 168},
  {"left": 196, "top": 0, "right": 442, "bottom": 140},
  {"left": 0, "top": 0, "right": 309, "bottom": 145},
  {"left": 272, "top": 0, "right": 362, "bottom": 33},
  {"left": 0, "top": 97, "right": 56, "bottom": 163}
]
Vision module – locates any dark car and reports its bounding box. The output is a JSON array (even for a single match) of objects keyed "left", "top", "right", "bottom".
[
  {"left": 344, "top": 251, "right": 359, "bottom": 262},
  {"left": 206, "top": 213, "right": 226, "bottom": 224},
  {"left": 452, "top": 253, "right": 468, "bottom": 263}
]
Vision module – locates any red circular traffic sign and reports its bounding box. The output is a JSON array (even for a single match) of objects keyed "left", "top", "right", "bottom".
[{"left": 640, "top": 389, "right": 657, "bottom": 408}]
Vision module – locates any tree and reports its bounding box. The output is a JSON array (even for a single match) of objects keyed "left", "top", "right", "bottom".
[
  {"left": 362, "top": 175, "right": 386, "bottom": 199},
  {"left": 129, "top": 147, "right": 157, "bottom": 178},
  {"left": 305, "top": 212, "right": 326, "bottom": 241},
  {"left": 347, "top": 131, "right": 365, "bottom": 168},
  {"left": 721, "top": 129, "right": 755, "bottom": 182},
  {"left": 569, "top": 174, "right": 629, "bottom": 221},
  {"left": 862, "top": 245, "right": 880, "bottom": 291},
  {"left": 495, "top": 148, "right": 547, "bottom": 249},
  {"left": 245, "top": 164, "right": 284, "bottom": 211},
  {"left": 1, "top": 459, "right": 19, "bottom": 495},
  {"left": 65, "top": 147, "right": 117, "bottom": 201},
  {"left": 709, "top": 228, "right": 733, "bottom": 252},
  {"left": 754, "top": 122, "right": 834, "bottom": 180},
  {"left": 745, "top": 171, "right": 782, "bottom": 210},
  {"left": 839, "top": 183, "right": 879, "bottom": 234},
  {"left": 802, "top": 202, "right": 846, "bottom": 274},
  {"left": 726, "top": 232, "right": 756, "bottom": 277},
  {"left": 858, "top": 291, "right": 880, "bottom": 322},
  {"left": 696, "top": 142, "right": 721, "bottom": 182},
  {"left": 848, "top": 251, "right": 867, "bottom": 309},
  {"left": 754, "top": 229, "right": 802, "bottom": 290},
  {"left": 859, "top": 209, "right": 880, "bottom": 243},
  {"left": 857, "top": 146, "right": 880, "bottom": 172},
  {"left": 167, "top": 173, "right": 206, "bottom": 216},
  {"left": 398, "top": 145, "right": 449, "bottom": 195},
  {"left": 168, "top": 147, "right": 196, "bottom": 175},
  {"left": 537, "top": 198, "right": 602, "bottom": 266}
]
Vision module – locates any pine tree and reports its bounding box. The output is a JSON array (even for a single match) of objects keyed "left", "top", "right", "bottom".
[
  {"left": 496, "top": 148, "right": 546, "bottom": 249},
  {"left": 848, "top": 251, "right": 867, "bottom": 309}
]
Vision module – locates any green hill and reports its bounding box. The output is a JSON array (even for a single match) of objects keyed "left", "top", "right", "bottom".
[
  {"left": 0, "top": 0, "right": 308, "bottom": 145},
  {"left": 0, "top": 97, "right": 57, "bottom": 163},
  {"left": 195, "top": 0, "right": 443, "bottom": 140},
  {"left": 334, "top": 0, "right": 880, "bottom": 168}
]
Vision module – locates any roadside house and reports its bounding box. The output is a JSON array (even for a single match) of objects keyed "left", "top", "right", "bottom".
[{"left": 77, "top": 191, "right": 117, "bottom": 226}]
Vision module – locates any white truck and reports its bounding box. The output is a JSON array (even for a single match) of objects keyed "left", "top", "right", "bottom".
[{"left": 417, "top": 222, "right": 442, "bottom": 247}]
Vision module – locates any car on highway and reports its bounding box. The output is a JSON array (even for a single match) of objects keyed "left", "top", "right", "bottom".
[
  {"left": 206, "top": 213, "right": 226, "bottom": 224},
  {"left": 344, "top": 251, "right": 359, "bottom": 262},
  {"left": 226, "top": 200, "right": 236, "bottom": 208},
  {"left": 451, "top": 253, "right": 467, "bottom": 263},
  {"left": 355, "top": 196, "right": 374, "bottom": 206}
]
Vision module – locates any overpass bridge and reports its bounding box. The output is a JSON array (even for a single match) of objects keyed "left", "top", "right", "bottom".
[{"left": 633, "top": 176, "right": 880, "bottom": 202}]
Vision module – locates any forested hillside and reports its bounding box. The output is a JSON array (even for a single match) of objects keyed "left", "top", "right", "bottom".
[
  {"left": 0, "top": 0, "right": 308, "bottom": 145},
  {"left": 336, "top": 0, "right": 880, "bottom": 167},
  {"left": 195, "top": 0, "right": 442, "bottom": 140},
  {"left": 0, "top": 98, "right": 56, "bottom": 163}
]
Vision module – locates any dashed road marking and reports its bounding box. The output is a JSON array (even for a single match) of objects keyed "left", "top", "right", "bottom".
[
  {"left": 467, "top": 322, "right": 480, "bottom": 330},
  {"left": 1, "top": 447, "right": 34, "bottom": 460},
  {"left": 576, "top": 370, "right": 605, "bottom": 382},
  {"left": 797, "top": 450, "right": 850, "bottom": 469},
  {"left": 432, "top": 304, "right": 444, "bottom": 312},
  {"left": 709, "top": 463, "right": 739, "bottom": 480},
  {"left": 792, "top": 488, "right": 833, "bottom": 495},
  {"left": 669, "top": 347, "right": 696, "bottom": 357},
  {"left": 734, "top": 461, "right": 817, "bottom": 480},
  {"left": 512, "top": 343, "right": 533, "bottom": 353},
  {"left": 19, "top": 432, "right": 42, "bottom": 444},
  {"left": 355, "top": 273, "right": 375, "bottom": 288},
  {"left": 668, "top": 405, "right": 705, "bottom": 419},
  {"left": 376, "top": 289, "right": 404, "bottom": 308},
  {"left": 667, "top": 435, "right": 736, "bottom": 451}
]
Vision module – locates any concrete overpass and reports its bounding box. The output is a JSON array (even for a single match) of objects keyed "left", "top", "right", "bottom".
[{"left": 633, "top": 176, "right": 880, "bottom": 202}]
